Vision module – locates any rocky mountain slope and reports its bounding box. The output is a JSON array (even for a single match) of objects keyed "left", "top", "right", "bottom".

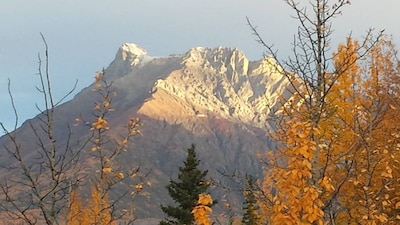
[{"left": 0, "top": 43, "right": 290, "bottom": 219}]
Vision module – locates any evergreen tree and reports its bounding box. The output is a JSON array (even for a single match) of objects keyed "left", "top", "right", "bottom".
[
  {"left": 241, "top": 175, "right": 261, "bottom": 225},
  {"left": 160, "top": 144, "right": 210, "bottom": 225}
]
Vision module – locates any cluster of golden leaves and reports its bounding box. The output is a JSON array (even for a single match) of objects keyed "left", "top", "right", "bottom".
[
  {"left": 91, "top": 117, "right": 109, "bottom": 130},
  {"left": 329, "top": 37, "right": 400, "bottom": 224},
  {"left": 192, "top": 194, "right": 213, "bottom": 225},
  {"left": 263, "top": 120, "right": 325, "bottom": 225},
  {"left": 102, "top": 166, "right": 124, "bottom": 180},
  {"left": 261, "top": 37, "right": 400, "bottom": 224},
  {"left": 67, "top": 186, "right": 115, "bottom": 225}
]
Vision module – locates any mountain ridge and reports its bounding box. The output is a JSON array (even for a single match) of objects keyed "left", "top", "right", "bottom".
[{"left": 104, "top": 43, "right": 289, "bottom": 129}]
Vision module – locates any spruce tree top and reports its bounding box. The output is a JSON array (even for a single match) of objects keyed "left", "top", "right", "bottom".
[{"left": 160, "top": 144, "right": 210, "bottom": 225}]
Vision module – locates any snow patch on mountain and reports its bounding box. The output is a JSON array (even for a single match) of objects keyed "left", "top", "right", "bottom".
[
  {"left": 106, "top": 43, "right": 154, "bottom": 77},
  {"left": 120, "top": 43, "right": 147, "bottom": 56}
]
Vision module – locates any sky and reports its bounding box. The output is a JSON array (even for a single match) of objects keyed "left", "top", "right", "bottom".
[{"left": 1, "top": 0, "right": 400, "bottom": 130}]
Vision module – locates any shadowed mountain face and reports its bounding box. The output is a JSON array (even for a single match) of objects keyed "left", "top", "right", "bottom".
[{"left": 0, "top": 43, "right": 289, "bottom": 219}]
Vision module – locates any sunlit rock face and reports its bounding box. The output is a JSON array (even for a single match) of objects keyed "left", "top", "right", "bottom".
[{"left": 106, "top": 44, "right": 289, "bottom": 129}]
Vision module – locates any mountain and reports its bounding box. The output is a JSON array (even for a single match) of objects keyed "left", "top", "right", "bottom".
[{"left": 0, "top": 43, "right": 289, "bottom": 220}]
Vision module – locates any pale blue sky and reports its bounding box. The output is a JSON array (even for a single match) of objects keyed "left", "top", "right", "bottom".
[{"left": 1, "top": 0, "right": 399, "bottom": 130}]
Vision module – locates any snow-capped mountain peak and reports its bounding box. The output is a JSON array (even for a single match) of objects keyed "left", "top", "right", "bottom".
[
  {"left": 103, "top": 43, "right": 290, "bottom": 129},
  {"left": 106, "top": 43, "right": 152, "bottom": 76},
  {"left": 120, "top": 43, "right": 148, "bottom": 57}
]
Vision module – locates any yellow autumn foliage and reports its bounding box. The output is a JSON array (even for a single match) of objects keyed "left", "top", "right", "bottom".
[
  {"left": 262, "top": 119, "right": 325, "bottom": 224},
  {"left": 261, "top": 36, "right": 400, "bottom": 224},
  {"left": 67, "top": 186, "right": 115, "bottom": 225},
  {"left": 92, "top": 117, "right": 109, "bottom": 130},
  {"left": 192, "top": 194, "right": 213, "bottom": 225}
]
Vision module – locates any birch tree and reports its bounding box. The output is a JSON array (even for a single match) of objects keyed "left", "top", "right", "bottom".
[{"left": 247, "top": 0, "right": 389, "bottom": 224}]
